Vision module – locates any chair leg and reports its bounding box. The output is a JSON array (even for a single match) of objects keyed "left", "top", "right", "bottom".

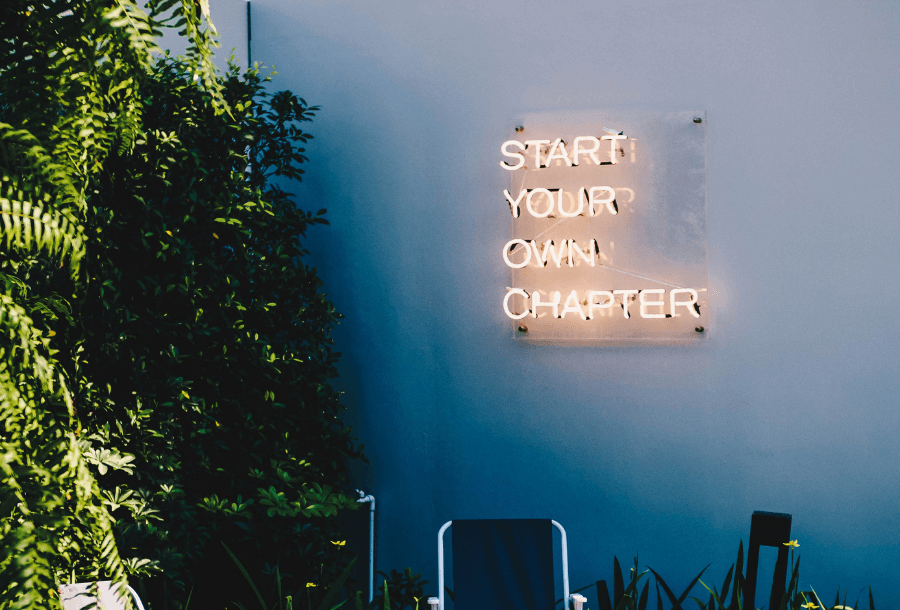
[
  {"left": 745, "top": 543, "right": 760, "bottom": 610},
  {"left": 768, "top": 546, "right": 789, "bottom": 610}
]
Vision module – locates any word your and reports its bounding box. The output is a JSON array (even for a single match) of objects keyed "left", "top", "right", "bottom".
[
  {"left": 505, "top": 187, "right": 617, "bottom": 218},
  {"left": 500, "top": 135, "right": 627, "bottom": 170},
  {"left": 503, "top": 288, "right": 700, "bottom": 320}
]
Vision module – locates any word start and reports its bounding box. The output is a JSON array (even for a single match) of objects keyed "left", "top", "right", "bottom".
[{"left": 500, "top": 133, "right": 701, "bottom": 322}]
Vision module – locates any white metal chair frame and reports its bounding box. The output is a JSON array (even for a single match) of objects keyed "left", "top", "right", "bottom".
[
  {"left": 436, "top": 519, "right": 570, "bottom": 610},
  {"left": 58, "top": 581, "right": 146, "bottom": 610}
]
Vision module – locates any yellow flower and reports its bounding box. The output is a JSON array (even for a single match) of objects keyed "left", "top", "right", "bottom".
[
  {"left": 802, "top": 603, "right": 818, "bottom": 609},
  {"left": 330, "top": 540, "right": 346, "bottom": 546},
  {"left": 306, "top": 583, "right": 317, "bottom": 588},
  {"left": 783, "top": 540, "right": 799, "bottom": 548}
]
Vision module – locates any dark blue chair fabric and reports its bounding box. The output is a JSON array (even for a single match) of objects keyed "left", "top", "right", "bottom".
[{"left": 451, "top": 519, "right": 555, "bottom": 610}]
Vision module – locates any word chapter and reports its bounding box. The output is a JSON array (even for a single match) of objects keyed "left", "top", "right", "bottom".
[{"left": 503, "top": 288, "right": 701, "bottom": 320}]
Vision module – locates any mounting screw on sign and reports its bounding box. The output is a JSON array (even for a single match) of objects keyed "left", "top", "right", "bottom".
[
  {"left": 517, "top": 325, "right": 529, "bottom": 333},
  {"left": 695, "top": 326, "right": 705, "bottom": 333},
  {"left": 693, "top": 117, "right": 703, "bottom": 123},
  {"left": 515, "top": 125, "right": 525, "bottom": 132}
]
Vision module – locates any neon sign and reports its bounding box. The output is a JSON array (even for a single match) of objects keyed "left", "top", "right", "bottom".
[{"left": 501, "top": 111, "right": 708, "bottom": 344}]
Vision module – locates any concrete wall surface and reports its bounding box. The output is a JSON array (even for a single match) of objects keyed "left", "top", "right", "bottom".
[{"left": 200, "top": 0, "right": 900, "bottom": 606}]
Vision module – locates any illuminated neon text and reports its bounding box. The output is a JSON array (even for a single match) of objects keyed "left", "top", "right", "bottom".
[
  {"left": 503, "top": 289, "right": 701, "bottom": 320},
  {"left": 500, "top": 131, "right": 702, "bottom": 326}
]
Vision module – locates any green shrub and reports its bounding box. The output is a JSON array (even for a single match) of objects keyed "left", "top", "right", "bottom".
[
  {"left": 58, "top": 56, "right": 364, "bottom": 607},
  {"left": 1, "top": 0, "right": 220, "bottom": 606},
  {"left": 577, "top": 544, "right": 876, "bottom": 610},
  {"left": 1, "top": 2, "right": 362, "bottom": 607}
]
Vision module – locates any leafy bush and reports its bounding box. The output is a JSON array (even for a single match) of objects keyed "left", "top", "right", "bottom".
[
  {"left": 2, "top": 2, "right": 362, "bottom": 608},
  {"left": 56, "top": 56, "right": 364, "bottom": 607},
  {"left": 372, "top": 568, "right": 429, "bottom": 610},
  {"left": 1, "top": 0, "right": 220, "bottom": 606}
]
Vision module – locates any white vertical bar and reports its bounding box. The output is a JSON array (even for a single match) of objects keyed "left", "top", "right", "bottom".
[
  {"left": 551, "top": 520, "right": 569, "bottom": 609},
  {"left": 369, "top": 499, "right": 375, "bottom": 603},
  {"left": 438, "top": 521, "right": 452, "bottom": 610}
]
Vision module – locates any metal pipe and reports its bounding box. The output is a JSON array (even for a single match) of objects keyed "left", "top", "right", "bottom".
[
  {"left": 245, "top": 1, "right": 252, "bottom": 67},
  {"left": 437, "top": 521, "right": 452, "bottom": 610},
  {"left": 356, "top": 490, "right": 376, "bottom": 603}
]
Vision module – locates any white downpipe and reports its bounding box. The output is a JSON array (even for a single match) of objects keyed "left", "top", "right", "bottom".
[
  {"left": 356, "top": 490, "right": 376, "bottom": 603},
  {"left": 437, "top": 521, "right": 452, "bottom": 610}
]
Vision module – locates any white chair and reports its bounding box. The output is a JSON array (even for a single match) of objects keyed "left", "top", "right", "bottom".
[
  {"left": 437, "top": 519, "right": 572, "bottom": 610},
  {"left": 59, "top": 581, "right": 146, "bottom": 610}
]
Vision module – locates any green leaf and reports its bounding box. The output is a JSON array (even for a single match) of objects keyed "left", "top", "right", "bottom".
[
  {"left": 316, "top": 558, "right": 357, "bottom": 610},
  {"left": 222, "top": 541, "right": 268, "bottom": 610}
]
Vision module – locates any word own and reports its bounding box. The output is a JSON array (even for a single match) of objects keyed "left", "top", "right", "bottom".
[{"left": 503, "top": 238, "right": 606, "bottom": 269}]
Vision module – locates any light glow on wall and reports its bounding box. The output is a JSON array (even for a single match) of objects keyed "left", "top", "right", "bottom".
[{"left": 500, "top": 112, "right": 709, "bottom": 344}]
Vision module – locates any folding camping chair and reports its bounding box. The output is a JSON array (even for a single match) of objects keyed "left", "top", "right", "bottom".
[
  {"left": 436, "top": 519, "right": 572, "bottom": 610},
  {"left": 59, "top": 581, "right": 146, "bottom": 610}
]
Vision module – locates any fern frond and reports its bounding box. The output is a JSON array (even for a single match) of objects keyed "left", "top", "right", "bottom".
[
  {"left": 0, "top": 123, "right": 82, "bottom": 212},
  {"left": 0, "top": 124, "right": 85, "bottom": 271},
  {"left": 0, "top": 196, "right": 85, "bottom": 271},
  {"left": 106, "top": 0, "right": 162, "bottom": 64},
  {"left": 0, "top": 294, "right": 54, "bottom": 391}
]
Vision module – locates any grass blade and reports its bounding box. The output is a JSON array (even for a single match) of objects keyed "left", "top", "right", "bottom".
[
  {"left": 597, "top": 580, "right": 613, "bottom": 610},
  {"left": 277, "top": 565, "right": 282, "bottom": 610},
  {"left": 648, "top": 565, "right": 707, "bottom": 610},
  {"left": 676, "top": 566, "right": 710, "bottom": 608},
  {"left": 649, "top": 568, "right": 679, "bottom": 610},
  {"left": 719, "top": 565, "right": 733, "bottom": 609},
  {"left": 316, "top": 557, "right": 357, "bottom": 610},
  {"left": 698, "top": 581, "right": 724, "bottom": 610},
  {"left": 691, "top": 597, "right": 709, "bottom": 610},
  {"left": 615, "top": 557, "right": 625, "bottom": 610},
  {"left": 638, "top": 581, "right": 649, "bottom": 610},
  {"left": 221, "top": 541, "right": 268, "bottom": 610},
  {"left": 731, "top": 541, "right": 744, "bottom": 610}
]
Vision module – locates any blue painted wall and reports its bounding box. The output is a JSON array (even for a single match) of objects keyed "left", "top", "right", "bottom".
[{"left": 197, "top": 1, "right": 900, "bottom": 605}]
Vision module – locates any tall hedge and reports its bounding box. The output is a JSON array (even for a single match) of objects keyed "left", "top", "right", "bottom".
[
  {"left": 1, "top": 0, "right": 220, "bottom": 607},
  {"left": 2, "top": 2, "right": 362, "bottom": 607},
  {"left": 63, "top": 57, "right": 363, "bottom": 607}
]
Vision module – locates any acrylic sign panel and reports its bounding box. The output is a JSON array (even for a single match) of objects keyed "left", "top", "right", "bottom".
[{"left": 501, "top": 111, "right": 708, "bottom": 344}]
